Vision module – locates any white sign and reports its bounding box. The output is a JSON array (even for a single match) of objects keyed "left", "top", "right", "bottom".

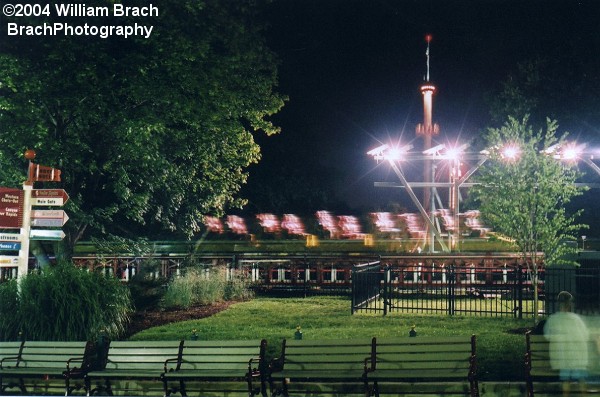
[
  {"left": 30, "top": 230, "right": 66, "bottom": 241},
  {"left": 0, "top": 233, "right": 21, "bottom": 242},
  {"left": 31, "top": 209, "right": 66, "bottom": 219},
  {"left": 0, "top": 255, "right": 19, "bottom": 267},
  {"left": 30, "top": 211, "right": 69, "bottom": 227},
  {"left": 31, "top": 197, "right": 64, "bottom": 206}
]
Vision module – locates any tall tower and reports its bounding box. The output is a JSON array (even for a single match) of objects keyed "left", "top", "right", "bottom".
[{"left": 415, "top": 34, "right": 439, "bottom": 215}]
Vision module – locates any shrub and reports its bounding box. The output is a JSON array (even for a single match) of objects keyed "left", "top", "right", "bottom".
[
  {"left": 161, "top": 266, "right": 253, "bottom": 309},
  {"left": 0, "top": 262, "right": 133, "bottom": 341}
]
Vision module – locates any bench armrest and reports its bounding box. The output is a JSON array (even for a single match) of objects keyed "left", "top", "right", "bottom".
[
  {"left": 66, "top": 356, "right": 86, "bottom": 371},
  {"left": 248, "top": 356, "right": 261, "bottom": 375},
  {"left": 269, "top": 356, "right": 284, "bottom": 373},
  {"left": 0, "top": 355, "right": 20, "bottom": 369},
  {"left": 364, "top": 356, "right": 374, "bottom": 373},
  {"left": 164, "top": 357, "right": 180, "bottom": 372}
]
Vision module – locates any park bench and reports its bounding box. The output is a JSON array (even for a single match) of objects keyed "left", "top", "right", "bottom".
[
  {"left": 269, "top": 338, "right": 375, "bottom": 397},
  {"left": 365, "top": 335, "right": 479, "bottom": 397},
  {"left": 84, "top": 340, "right": 183, "bottom": 396},
  {"left": 525, "top": 331, "right": 600, "bottom": 397},
  {"left": 162, "top": 339, "right": 267, "bottom": 397},
  {"left": 0, "top": 340, "right": 94, "bottom": 395}
]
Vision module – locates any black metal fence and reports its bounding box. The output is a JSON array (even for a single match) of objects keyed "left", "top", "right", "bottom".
[
  {"left": 352, "top": 262, "right": 600, "bottom": 317},
  {"left": 352, "top": 263, "right": 535, "bottom": 317}
]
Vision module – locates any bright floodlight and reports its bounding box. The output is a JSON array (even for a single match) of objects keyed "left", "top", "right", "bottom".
[
  {"left": 560, "top": 143, "right": 583, "bottom": 161},
  {"left": 367, "top": 143, "right": 389, "bottom": 157},
  {"left": 423, "top": 143, "right": 445, "bottom": 155},
  {"left": 501, "top": 144, "right": 520, "bottom": 161},
  {"left": 445, "top": 143, "right": 469, "bottom": 161},
  {"left": 386, "top": 144, "right": 413, "bottom": 161}
]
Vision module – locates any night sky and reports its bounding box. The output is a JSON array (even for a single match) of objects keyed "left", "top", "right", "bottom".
[{"left": 243, "top": 0, "right": 600, "bottom": 232}]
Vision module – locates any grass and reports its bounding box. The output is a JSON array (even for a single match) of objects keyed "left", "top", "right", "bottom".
[{"left": 129, "top": 295, "right": 533, "bottom": 381}]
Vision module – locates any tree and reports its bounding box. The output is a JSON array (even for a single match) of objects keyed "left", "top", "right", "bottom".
[
  {"left": 0, "top": 0, "right": 285, "bottom": 259},
  {"left": 470, "top": 116, "right": 587, "bottom": 322}
]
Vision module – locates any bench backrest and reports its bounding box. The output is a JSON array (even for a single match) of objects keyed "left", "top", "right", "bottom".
[
  {"left": 526, "top": 332, "right": 599, "bottom": 377},
  {"left": 373, "top": 335, "right": 476, "bottom": 379},
  {"left": 178, "top": 339, "right": 265, "bottom": 374},
  {"left": 526, "top": 333, "right": 555, "bottom": 377},
  {"left": 280, "top": 338, "right": 375, "bottom": 372},
  {"left": 17, "top": 341, "right": 92, "bottom": 370},
  {"left": 0, "top": 341, "right": 23, "bottom": 367},
  {"left": 104, "top": 340, "right": 183, "bottom": 372}
]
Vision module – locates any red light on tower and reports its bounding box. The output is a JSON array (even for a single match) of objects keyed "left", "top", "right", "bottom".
[{"left": 425, "top": 34, "right": 432, "bottom": 43}]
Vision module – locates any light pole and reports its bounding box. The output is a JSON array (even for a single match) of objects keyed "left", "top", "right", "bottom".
[{"left": 582, "top": 235, "right": 587, "bottom": 250}]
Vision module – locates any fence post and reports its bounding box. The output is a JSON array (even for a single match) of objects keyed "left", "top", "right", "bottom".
[
  {"left": 350, "top": 265, "right": 358, "bottom": 314},
  {"left": 448, "top": 264, "right": 455, "bottom": 316},
  {"left": 516, "top": 265, "right": 523, "bottom": 319},
  {"left": 303, "top": 255, "right": 308, "bottom": 298},
  {"left": 383, "top": 265, "right": 391, "bottom": 316}
]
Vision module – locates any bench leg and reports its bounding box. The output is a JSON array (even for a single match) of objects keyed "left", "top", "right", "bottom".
[
  {"left": 372, "top": 381, "right": 379, "bottom": 397},
  {"left": 104, "top": 379, "right": 114, "bottom": 396}
]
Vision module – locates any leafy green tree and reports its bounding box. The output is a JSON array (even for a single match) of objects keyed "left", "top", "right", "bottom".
[
  {"left": 471, "top": 116, "right": 587, "bottom": 321},
  {"left": 0, "top": 0, "right": 285, "bottom": 259},
  {"left": 487, "top": 55, "right": 600, "bottom": 132}
]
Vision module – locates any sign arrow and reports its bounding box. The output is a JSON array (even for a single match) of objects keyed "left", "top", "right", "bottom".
[
  {"left": 31, "top": 210, "right": 69, "bottom": 227},
  {"left": 31, "top": 189, "right": 69, "bottom": 206},
  {"left": 0, "top": 255, "right": 19, "bottom": 267},
  {"left": 0, "top": 242, "right": 21, "bottom": 251}
]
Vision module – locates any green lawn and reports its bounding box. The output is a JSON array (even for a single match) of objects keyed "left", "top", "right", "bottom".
[{"left": 129, "top": 296, "right": 534, "bottom": 381}]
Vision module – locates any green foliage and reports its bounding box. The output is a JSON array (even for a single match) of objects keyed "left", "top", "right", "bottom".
[
  {"left": 487, "top": 55, "right": 600, "bottom": 130},
  {"left": 0, "top": 263, "right": 133, "bottom": 341},
  {"left": 130, "top": 296, "right": 531, "bottom": 381},
  {"left": 0, "top": 0, "right": 285, "bottom": 251},
  {"left": 161, "top": 266, "right": 253, "bottom": 309},
  {"left": 0, "top": 280, "right": 20, "bottom": 339},
  {"left": 471, "top": 116, "right": 587, "bottom": 267}
]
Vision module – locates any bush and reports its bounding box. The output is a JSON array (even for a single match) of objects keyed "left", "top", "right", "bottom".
[
  {"left": 0, "top": 262, "right": 133, "bottom": 341},
  {"left": 161, "top": 266, "right": 253, "bottom": 309}
]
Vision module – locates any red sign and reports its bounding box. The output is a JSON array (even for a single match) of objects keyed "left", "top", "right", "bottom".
[
  {"left": 32, "top": 189, "right": 69, "bottom": 204},
  {"left": 28, "top": 163, "right": 61, "bottom": 182},
  {"left": 0, "top": 187, "right": 23, "bottom": 229}
]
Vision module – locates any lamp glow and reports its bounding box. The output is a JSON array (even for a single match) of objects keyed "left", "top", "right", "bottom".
[
  {"left": 501, "top": 145, "right": 520, "bottom": 161},
  {"left": 560, "top": 143, "right": 583, "bottom": 161}
]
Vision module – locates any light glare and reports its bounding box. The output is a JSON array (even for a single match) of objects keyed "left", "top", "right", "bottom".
[{"left": 501, "top": 145, "right": 520, "bottom": 160}]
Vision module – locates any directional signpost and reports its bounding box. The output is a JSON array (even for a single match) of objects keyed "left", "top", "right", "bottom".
[
  {"left": 0, "top": 150, "right": 71, "bottom": 281},
  {"left": 0, "top": 233, "right": 21, "bottom": 242},
  {"left": 0, "top": 242, "right": 21, "bottom": 251},
  {"left": 0, "top": 187, "right": 24, "bottom": 229},
  {"left": 31, "top": 210, "right": 69, "bottom": 227},
  {"left": 30, "top": 230, "right": 66, "bottom": 241},
  {"left": 0, "top": 255, "right": 19, "bottom": 268},
  {"left": 31, "top": 189, "right": 69, "bottom": 206}
]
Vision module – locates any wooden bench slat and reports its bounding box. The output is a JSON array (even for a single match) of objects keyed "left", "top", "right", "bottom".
[
  {"left": 269, "top": 338, "right": 373, "bottom": 396},
  {"left": 366, "top": 336, "right": 478, "bottom": 397},
  {"left": 84, "top": 340, "right": 183, "bottom": 395},
  {"left": 0, "top": 340, "right": 92, "bottom": 396},
  {"left": 162, "top": 339, "right": 266, "bottom": 397}
]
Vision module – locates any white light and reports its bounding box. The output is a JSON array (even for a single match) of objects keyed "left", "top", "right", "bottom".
[
  {"left": 423, "top": 144, "right": 445, "bottom": 155},
  {"left": 560, "top": 143, "right": 584, "bottom": 161},
  {"left": 367, "top": 144, "right": 389, "bottom": 157},
  {"left": 384, "top": 144, "right": 413, "bottom": 161},
  {"left": 501, "top": 144, "right": 520, "bottom": 160},
  {"left": 444, "top": 143, "right": 469, "bottom": 161}
]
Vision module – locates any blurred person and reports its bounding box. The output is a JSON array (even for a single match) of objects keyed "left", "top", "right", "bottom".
[{"left": 544, "top": 291, "right": 590, "bottom": 396}]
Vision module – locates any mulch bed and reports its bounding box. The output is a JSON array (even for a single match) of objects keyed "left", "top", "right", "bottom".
[{"left": 124, "top": 301, "right": 235, "bottom": 338}]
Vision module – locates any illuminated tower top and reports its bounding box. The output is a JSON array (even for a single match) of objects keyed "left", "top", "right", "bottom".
[{"left": 416, "top": 34, "right": 440, "bottom": 137}]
